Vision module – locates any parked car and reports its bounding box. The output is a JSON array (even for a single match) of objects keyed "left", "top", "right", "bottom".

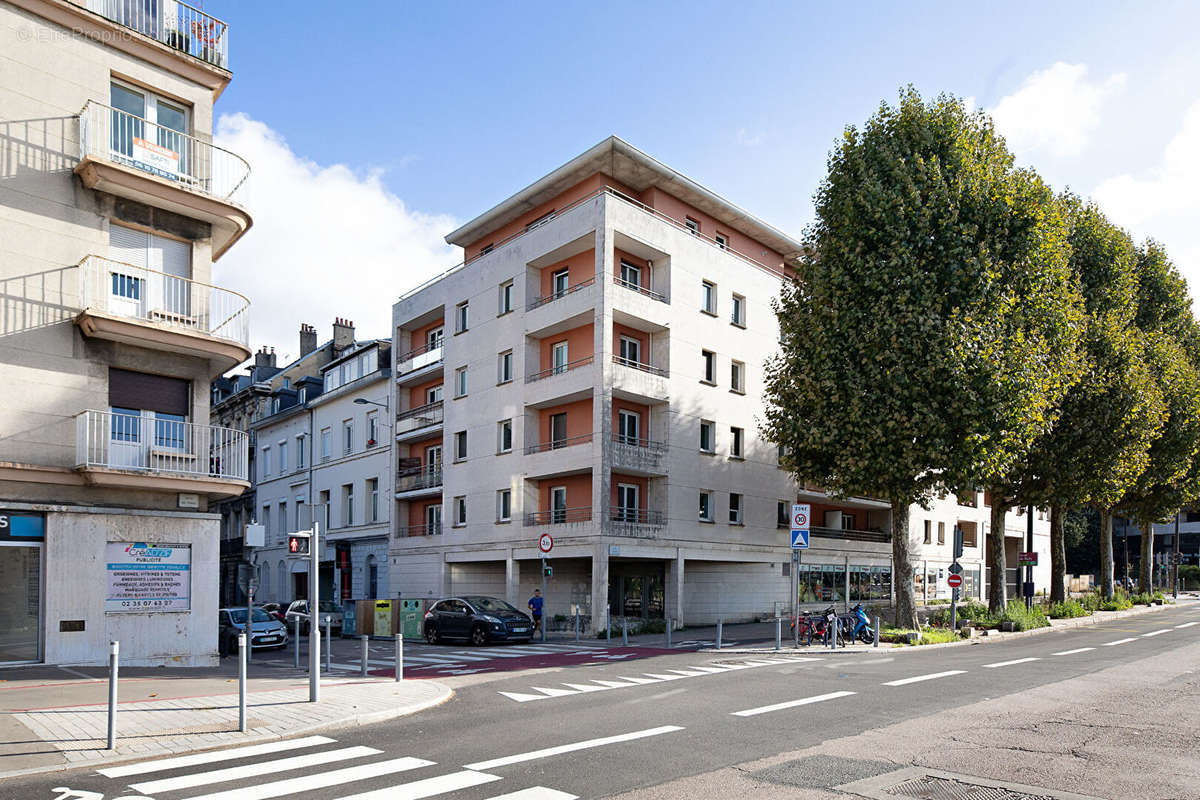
[
  {"left": 219, "top": 607, "right": 288, "bottom": 654},
  {"left": 259, "top": 602, "right": 287, "bottom": 624},
  {"left": 423, "top": 596, "right": 534, "bottom": 646},
  {"left": 285, "top": 599, "right": 344, "bottom": 635}
]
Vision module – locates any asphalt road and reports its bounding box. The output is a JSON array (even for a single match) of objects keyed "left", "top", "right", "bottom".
[{"left": 15, "top": 602, "right": 1200, "bottom": 800}]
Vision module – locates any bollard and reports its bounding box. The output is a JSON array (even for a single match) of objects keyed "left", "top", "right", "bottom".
[
  {"left": 106, "top": 640, "right": 118, "bottom": 750},
  {"left": 237, "top": 633, "right": 247, "bottom": 732},
  {"left": 293, "top": 616, "right": 300, "bottom": 669},
  {"left": 324, "top": 618, "right": 332, "bottom": 672},
  {"left": 360, "top": 635, "right": 369, "bottom": 678},
  {"left": 574, "top": 609, "right": 580, "bottom": 643},
  {"left": 606, "top": 606, "right": 611, "bottom": 643},
  {"left": 873, "top": 615, "right": 880, "bottom": 648},
  {"left": 621, "top": 617, "right": 628, "bottom": 646},
  {"left": 394, "top": 634, "right": 403, "bottom": 682},
  {"left": 665, "top": 616, "right": 672, "bottom": 649},
  {"left": 775, "top": 617, "right": 782, "bottom": 651},
  {"left": 716, "top": 619, "right": 723, "bottom": 650}
]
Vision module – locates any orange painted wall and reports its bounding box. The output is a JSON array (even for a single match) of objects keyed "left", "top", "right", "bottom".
[
  {"left": 539, "top": 323, "right": 594, "bottom": 371},
  {"left": 610, "top": 473, "right": 647, "bottom": 509},
  {"left": 409, "top": 319, "right": 445, "bottom": 352},
  {"left": 611, "top": 399, "right": 650, "bottom": 437},
  {"left": 642, "top": 186, "right": 785, "bottom": 269},
  {"left": 403, "top": 435, "right": 443, "bottom": 463},
  {"left": 408, "top": 377, "right": 443, "bottom": 408},
  {"left": 538, "top": 249, "right": 596, "bottom": 299},
  {"left": 613, "top": 248, "right": 650, "bottom": 281},
  {"left": 407, "top": 500, "right": 443, "bottom": 530},
  {"left": 612, "top": 322, "right": 648, "bottom": 360},
  {"left": 537, "top": 399, "right": 593, "bottom": 443},
  {"left": 537, "top": 473, "right": 593, "bottom": 511}
]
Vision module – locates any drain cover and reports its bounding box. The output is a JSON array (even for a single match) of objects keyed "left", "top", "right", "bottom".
[
  {"left": 837, "top": 767, "right": 1105, "bottom": 800},
  {"left": 885, "top": 774, "right": 1058, "bottom": 800}
]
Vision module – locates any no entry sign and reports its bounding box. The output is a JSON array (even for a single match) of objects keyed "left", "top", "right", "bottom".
[{"left": 946, "top": 573, "right": 964, "bottom": 589}]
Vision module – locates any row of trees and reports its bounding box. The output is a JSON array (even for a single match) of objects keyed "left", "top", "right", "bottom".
[{"left": 763, "top": 88, "right": 1200, "bottom": 630}]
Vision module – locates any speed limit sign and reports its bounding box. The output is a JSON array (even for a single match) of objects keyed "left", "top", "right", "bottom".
[
  {"left": 791, "top": 504, "right": 810, "bottom": 530},
  {"left": 538, "top": 533, "right": 553, "bottom": 554}
]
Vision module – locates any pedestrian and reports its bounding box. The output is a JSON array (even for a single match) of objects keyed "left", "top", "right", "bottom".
[{"left": 528, "top": 589, "right": 544, "bottom": 635}]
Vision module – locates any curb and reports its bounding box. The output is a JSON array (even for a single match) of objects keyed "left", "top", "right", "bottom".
[{"left": 0, "top": 680, "right": 453, "bottom": 782}]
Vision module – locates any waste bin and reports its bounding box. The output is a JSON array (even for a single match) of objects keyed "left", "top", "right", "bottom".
[
  {"left": 400, "top": 598, "right": 423, "bottom": 639},
  {"left": 374, "top": 600, "right": 392, "bottom": 636}
]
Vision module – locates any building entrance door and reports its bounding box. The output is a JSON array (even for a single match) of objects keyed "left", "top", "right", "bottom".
[{"left": 0, "top": 544, "right": 42, "bottom": 663}]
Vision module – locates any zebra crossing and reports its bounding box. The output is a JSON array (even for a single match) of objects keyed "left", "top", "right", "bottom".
[
  {"left": 325, "top": 640, "right": 638, "bottom": 676},
  {"left": 53, "top": 734, "right": 577, "bottom": 800}
]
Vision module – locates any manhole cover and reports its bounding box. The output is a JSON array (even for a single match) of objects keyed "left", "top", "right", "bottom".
[
  {"left": 886, "top": 774, "right": 1058, "bottom": 800},
  {"left": 837, "top": 767, "right": 1105, "bottom": 800}
]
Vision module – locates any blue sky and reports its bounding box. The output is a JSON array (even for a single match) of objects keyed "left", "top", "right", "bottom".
[{"left": 205, "top": 1, "right": 1200, "bottom": 356}]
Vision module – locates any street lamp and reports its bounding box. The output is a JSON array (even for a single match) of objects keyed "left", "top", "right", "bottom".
[{"left": 353, "top": 397, "right": 388, "bottom": 411}]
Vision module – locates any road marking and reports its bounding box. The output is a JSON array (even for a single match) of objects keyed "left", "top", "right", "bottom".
[
  {"left": 464, "top": 726, "right": 685, "bottom": 771},
  {"left": 530, "top": 686, "right": 578, "bottom": 697},
  {"left": 617, "top": 676, "right": 663, "bottom": 684},
  {"left": 882, "top": 670, "right": 967, "bottom": 687},
  {"left": 334, "top": 769, "right": 502, "bottom": 800},
  {"left": 982, "top": 657, "right": 1040, "bottom": 669},
  {"left": 1102, "top": 638, "right": 1138, "bottom": 646},
  {"left": 562, "top": 682, "right": 611, "bottom": 693},
  {"left": 131, "top": 746, "right": 381, "bottom": 794},
  {"left": 185, "top": 757, "right": 435, "bottom": 800},
  {"left": 498, "top": 691, "right": 551, "bottom": 702},
  {"left": 1052, "top": 647, "right": 1095, "bottom": 656},
  {"left": 98, "top": 735, "right": 336, "bottom": 778},
  {"left": 642, "top": 672, "right": 689, "bottom": 681},
  {"left": 1142, "top": 629, "right": 1171, "bottom": 637},
  {"left": 1176, "top": 622, "right": 1198, "bottom": 629},
  {"left": 664, "top": 669, "right": 709, "bottom": 677},
  {"left": 484, "top": 788, "right": 578, "bottom": 800},
  {"left": 591, "top": 679, "right": 638, "bottom": 688},
  {"left": 731, "top": 690, "right": 856, "bottom": 717},
  {"left": 685, "top": 665, "right": 733, "bottom": 673}
]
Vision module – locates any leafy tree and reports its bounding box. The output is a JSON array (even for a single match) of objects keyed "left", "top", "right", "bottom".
[{"left": 763, "top": 89, "right": 1080, "bottom": 629}]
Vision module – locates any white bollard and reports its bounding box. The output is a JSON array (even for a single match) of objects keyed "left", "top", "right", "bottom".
[
  {"left": 238, "top": 633, "right": 247, "bottom": 732},
  {"left": 106, "top": 640, "right": 119, "bottom": 749},
  {"left": 394, "top": 634, "right": 403, "bottom": 682},
  {"left": 360, "top": 635, "right": 369, "bottom": 678}
]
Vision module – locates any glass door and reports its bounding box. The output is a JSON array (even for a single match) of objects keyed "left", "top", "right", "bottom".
[
  {"left": 550, "top": 413, "right": 567, "bottom": 449},
  {"left": 0, "top": 544, "right": 41, "bottom": 663},
  {"left": 618, "top": 410, "right": 640, "bottom": 445},
  {"left": 552, "top": 342, "right": 568, "bottom": 374}
]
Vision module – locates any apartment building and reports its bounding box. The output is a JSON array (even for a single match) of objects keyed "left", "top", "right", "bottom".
[
  {"left": 0, "top": 1, "right": 249, "bottom": 665},
  {"left": 251, "top": 338, "right": 392, "bottom": 613},
  {"left": 389, "top": 137, "right": 1050, "bottom": 631}
]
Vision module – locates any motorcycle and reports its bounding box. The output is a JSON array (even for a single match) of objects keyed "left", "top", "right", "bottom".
[{"left": 850, "top": 603, "right": 875, "bottom": 644}]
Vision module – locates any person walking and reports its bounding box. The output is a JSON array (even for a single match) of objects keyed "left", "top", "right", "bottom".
[{"left": 528, "top": 589, "right": 544, "bottom": 636}]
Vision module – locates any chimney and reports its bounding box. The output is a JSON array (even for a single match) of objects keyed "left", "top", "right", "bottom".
[
  {"left": 253, "top": 346, "right": 276, "bottom": 370},
  {"left": 299, "top": 323, "right": 317, "bottom": 358},
  {"left": 332, "top": 317, "right": 355, "bottom": 355}
]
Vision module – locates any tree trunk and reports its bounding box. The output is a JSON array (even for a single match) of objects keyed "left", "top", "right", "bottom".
[
  {"left": 1139, "top": 520, "right": 1153, "bottom": 594},
  {"left": 891, "top": 501, "right": 919, "bottom": 630},
  {"left": 1049, "top": 504, "right": 1067, "bottom": 604},
  {"left": 1099, "top": 509, "right": 1114, "bottom": 598},
  {"left": 987, "top": 491, "right": 1008, "bottom": 613}
]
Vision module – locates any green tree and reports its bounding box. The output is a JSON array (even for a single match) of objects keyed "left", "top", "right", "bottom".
[{"left": 763, "top": 89, "right": 1080, "bottom": 629}]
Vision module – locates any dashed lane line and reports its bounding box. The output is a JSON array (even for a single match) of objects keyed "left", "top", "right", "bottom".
[
  {"left": 882, "top": 670, "right": 967, "bottom": 687},
  {"left": 982, "top": 657, "right": 1040, "bottom": 669},
  {"left": 1102, "top": 638, "right": 1138, "bottom": 646},
  {"left": 1176, "top": 622, "right": 1199, "bottom": 629},
  {"left": 731, "top": 690, "right": 857, "bottom": 717},
  {"left": 1052, "top": 647, "right": 1095, "bottom": 656},
  {"left": 464, "top": 725, "right": 685, "bottom": 771},
  {"left": 1142, "top": 629, "right": 1172, "bottom": 637}
]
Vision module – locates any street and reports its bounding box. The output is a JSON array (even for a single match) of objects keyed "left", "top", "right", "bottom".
[{"left": 10, "top": 603, "right": 1200, "bottom": 800}]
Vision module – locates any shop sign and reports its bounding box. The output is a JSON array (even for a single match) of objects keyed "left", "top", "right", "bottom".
[
  {"left": 105, "top": 541, "right": 191, "bottom": 612},
  {"left": 0, "top": 510, "right": 44, "bottom": 542}
]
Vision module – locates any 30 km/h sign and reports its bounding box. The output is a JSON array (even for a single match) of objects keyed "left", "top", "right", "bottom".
[
  {"left": 538, "top": 533, "right": 554, "bottom": 554},
  {"left": 790, "top": 503, "right": 811, "bottom": 550},
  {"left": 947, "top": 573, "right": 964, "bottom": 589}
]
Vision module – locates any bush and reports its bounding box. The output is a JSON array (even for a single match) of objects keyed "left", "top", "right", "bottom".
[
  {"left": 1128, "top": 592, "right": 1153, "bottom": 606},
  {"left": 1181, "top": 565, "right": 1200, "bottom": 590},
  {"left": 1098, "top": 592, "right": 1134, "bottom": 612},
  {"left": 998, "top": 603, "right": 1049, "bottom": 631},
  {"left": 929, "top": 600, "right": 991, "bottom": 628},
  {"left": 882, "top": 626, "right": 962, "bottom": 645},
  {"left": 1080, "top": 592, "right": 1103, "bottom": 612},
  {"left": 1047, "top": 600, "right": 1090, "bottom": 619}
]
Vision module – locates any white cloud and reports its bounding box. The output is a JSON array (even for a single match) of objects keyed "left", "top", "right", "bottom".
[
  {"left": 990, "top": 62, "right": 1126, "bottom": 158},
  {"left": 212, "top": 114, "right": 459, "bottom": 363}
]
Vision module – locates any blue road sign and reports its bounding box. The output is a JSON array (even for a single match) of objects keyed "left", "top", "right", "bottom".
[{"left": 791, "top": 528, "right": 810, "bottom": 549}]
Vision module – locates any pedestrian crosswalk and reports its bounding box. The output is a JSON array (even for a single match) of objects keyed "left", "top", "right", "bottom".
[{"left": 327, "top": 640, "right": 636, "bottom": 676}]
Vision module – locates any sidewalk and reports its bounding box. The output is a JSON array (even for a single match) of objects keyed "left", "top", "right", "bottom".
[{"left": 0, "top": 660, "right": 450, "bottom": 779}]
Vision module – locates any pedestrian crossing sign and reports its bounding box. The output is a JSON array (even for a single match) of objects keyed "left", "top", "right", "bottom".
[{"left": 791, "top": 528, "right": 810, "bottom": 549}]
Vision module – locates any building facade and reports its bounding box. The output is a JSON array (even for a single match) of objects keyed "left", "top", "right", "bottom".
[
  {"left": 1, "top": 0, "right": 250, "bottom": 665},
  {"left": 387, "top": 138, "right": 1050, "bottom": 631}
]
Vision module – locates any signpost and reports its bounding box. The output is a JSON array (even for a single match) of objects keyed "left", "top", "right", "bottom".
[
  {"left": 790, "top": 504, "right": 810, "bottom": 648},
  {"left": 286, "top": 522, "right": 320, "bottom": 702},
  {"left": 1018, "top": 552, "right": 1038, "bottom": 566},
  {"left": 947, "top": 573, "right": 963, "bottom": 589},
  {"left": 539, "top": 533, "right": 553, "bottom": 643},
  {"left": 950, "top": 526, "right": 964, "bottom": 633}
]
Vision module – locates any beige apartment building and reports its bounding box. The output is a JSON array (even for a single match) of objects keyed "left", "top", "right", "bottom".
[
  {"left": 0, "top": 0, "right": 249, "bottom": 665},
  {"left": 389, "top": 137, "right": 1050, "bottom": 631}
]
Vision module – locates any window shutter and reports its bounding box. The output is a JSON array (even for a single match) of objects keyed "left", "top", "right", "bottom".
[
  {"left": 109, "top": 368, "right": 190, "bottom": 416},
  {"left": 109, "top": 224, "right": 148, "bottom": 268},
  {"left": 158, "top": 236, "right": 191, "bottom": 279}
]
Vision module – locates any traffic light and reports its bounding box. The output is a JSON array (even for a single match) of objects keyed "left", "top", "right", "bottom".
[
  {"left": 288, "top": 535, "right": 310, "bottom": 555},
  {"left": 953, "top": 526, "right": 964, "bottom": 559},
  {"left": 543, "top": 566, "right": 553, "bottom": 578}
]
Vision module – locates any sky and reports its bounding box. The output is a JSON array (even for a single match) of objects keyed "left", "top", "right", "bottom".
[{"left": 200, "top": 0, "right": 1200, "bottom": 361}]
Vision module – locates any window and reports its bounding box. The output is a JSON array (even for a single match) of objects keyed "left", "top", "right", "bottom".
[
  {"left": 777, "top": 501, "right": 789, "bottom": 528},
  {"left": 481, "top": 243, "right": 494, "bottom": 255},
  {"left": 455, "top": 301, "right": 469, "bottom": 333},
  {"left": 427, "top": 385, "right": 443, "bottom": 404},
  {"left": 454, "top": 430, "right": 467, "bottom": 461},
  {"left": 616, "top": 483, "right": 639, "bottom": 522},
  {"left": 260, "top": 505, "right": 271, "bottom": 541},
  {"left": 499, "top": 280, "right": 514, "bottom": 315},
  {"left": 685, "top": 217, "right": 700, "bottom": 235},
  {"left": 617, "top": 409, "right": 640, "bottom": 445},
  {"left": 368, "top": 556, "right": 378, "bottom": 599},
  {"left": 425, "top": 444, "right": 442, "bottom": 473},
  {"left": 296, "top": 435, "right": 305, "bottom": 469},
  {"left": 618, "top": 336, "right": 641, "bottom": 366},
  {"left": 368, "top": 478, "right": 379, "bottom": 522},
  {"left": 551, "top": 486, "right": 567, "bottom": 523},
  {"left": 699, "top": 491, "right": 713, "bottom": 521},
  {"left": 498, "top": 350, "right": 513, "bottom": 384},
  {"left": 320, "top": 428, "right": 331, "bottom": 461},
  {"left": 427, "top": 326, "right": 445, "bottom": 350},
  {"left": 367, "top": 413, "right": 378, "bottom": 446},
  {"left": 343, "top": 483, "right": 354, "bottom": 526},
  {"left": 551, "top": 341, "right": 569, "bottom": 374},
  {"left": 729, "top": 493, "right": 743, "bottom": 524},
  {"left": 962, "top": 524, "right": 977, "bottom": 548},
  {"left": 319, "top": 490, "right": 330, "bottom": 531},
  {"left": 109, "top": 81, "right": 190, "bottom": 173},
  {"left": 700, "top": 420, "right": 715, "bottom": 453},
  {"left": 497, "top": 489, "right": 512, "bottom": 522},
  {"left": 278, "top": 441, "right": 288, "bottom": 472},
  {"left": 261, "top": 446, "right": 271, "bottom": 477},
  {"left": 552, "top": 268, "right": 569, "bottom": 298},
  {"left": 426, "top": 503, "right": 443, "bottom": 534},
  {"left": 715, "top": 233, "right": 728, "bottom": 250},
  {"left": 343, "top": 420, "right": 353, "bottom": 454},
  {"left": 730, "top": 427, "right": 744, "bottom": 458},
  {"left": 278, "top": 501, "right": 287, "bottom": 541},
  {"left": 295, "top": 496, "right": 305, "bottom": 530},
  {"left": 455, "top": 366, "right": 468, "bottom": 397},
  {"left": 619, "top": 260, "right": 641, "bottom": 289},
  {"left": 731, "top": 360, "right": 745, "bottom": 393},
  {"left": 454, "top": 495, "right": 467, "bottom": 526},
  {"left": 549, "top": 413, "right": 568, "bottom": 448},
  {"left": 272, "top": 397, "right": 281, "bottom": 414},
  {"left": 937, "top": 521, "right": 946, "bottom": 545},
  {"left": 731, "top": 294, "right": 746, "bottom": 326},
  {"left": 701, "top": 281, "right": 717, "bottom": 315},
  {"left": 924, "top": 520, "right": 932, "bottom": 545},
  {"left": 498, "top": 419, "right": 513, "bottom": 454},
  {"left": 702, "top": 350, "right": 716, "bottom": 384},
  {"left": 298, "top": 387, "right": 307, "bottom": 404}
]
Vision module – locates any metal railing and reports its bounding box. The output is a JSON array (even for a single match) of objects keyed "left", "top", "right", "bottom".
[
  {"left": 78, "top": 101, "right": 249, "bottom": 201},
  {"left": 396, "top": 343, "right": 444, "bottom": 375},
  {"left": 808, "top": 525, "right": 891, "bottom": 544},
  {"left": 527, "top": 276, "right": 596, "bottom": 311},
  {"left": 76, "top": 409, "right": 247, "bottom": 480},
  {"left": 613, "top": 275, "right": 668, "bottom": 303},
  {"left": 606, "top": 507, "right": 665, "bottom": 526},
  {"left": 525, "top": 355, "right": 594, "bottom": 383},
  {"left": 396, "top": 469, "right": 443, "bottom": 492},
  {"left": 78, "top": 255, "right": 249, "bottom": 347},
  {"left": 524, "top": 507, "right": 592, "bottom": 526},
  {"left": 609, "top": 434, "right": 666, "bottom": 471},
  {"left": 85, "top": 0, "right": 229, "bottom": 67},
  {"left": 395, "top": 400, "right": 443, "bottom": 434},
  {"left": 612, "top": 355, "right": 668, "bottom": 378},
  {"left": 396, "top": 523, "right": 441, "bottom": 538},
  {"left": 525, "top": 432, "right": 593, "bottom": 455}
]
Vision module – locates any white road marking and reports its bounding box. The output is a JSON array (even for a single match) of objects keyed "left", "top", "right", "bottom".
[
  {"left": 1142, "top": 629, "right": 1171, "bottom": 637},
  {"left": 497, "top": 691, "right": 550, "bottom": 703},
  {"left": 616, "top": 676, "right": 663, "bottom": 684},
  {"left": 464, "top": 726, "right": 684, "bottom": 771},
  {"left": 98, "top": 735, "right": 337, "bottom": 778},
  {"left": 484, "top": 788, "right": 578, "bottom": 800},
  {"left": 664, "top": 669, "right": 709, "bottom": 677},
  {"left": 1176, "top": 622, "right": 1198, "bottom": 629},
  {"left": 1102, "top": 638, "right": 1138, "bottom": 646},
  {"left": 684, "top": 665, "right": 732, "bottom": 673},
  {"left": 562, "top": 683, "right": 611, "bottom": 693},
  {"left": 982, "top": 657, "right": 1040, "bottom": 669},
  {"left": 882, "top": 670, "right": 967, "bottom": 687},
  {"left": 732, "top": 690, "right": 857, "bottom": 717},
  {"left": 591, "top": 679, "right": 638, "bottom": 688},
  {"left": 131, "top": 746, "right": 381, "bottom": 794},
  {"left": 334, "top": 769, "right": 502, "bottom": 800},
  {"left": 1052, "top": 647, "right": 1095, "bottom": 656},
  {"left": 495, "top": 658, "right": 791, "bottom": 702},
  {"left": 641, "top": 672, "right": 689, "bottom": 681},
  {"left": 184, "top": 757, "right": 435, "bottom": 800},
  {"left": 531, "top": 686, "right": 578, "bottom": 697}
]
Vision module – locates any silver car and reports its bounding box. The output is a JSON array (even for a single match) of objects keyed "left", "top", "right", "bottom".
[
  {"left": 219, "top": 607, "right": 288, "bottom": 653},
  {"left": 285, "top": 599, "right": 344, "bottom": 635}
]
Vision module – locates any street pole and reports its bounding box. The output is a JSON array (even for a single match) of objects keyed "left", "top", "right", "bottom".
[
  {"left": 237, "top": 632, "right": 247, "bottom": 732},
  {"left": 106, "top": 640, "right": 118, "bottom": 750},
  {"left": 1025, "top": 504, "right": 1034, "bottom": 610},
  {"left": 793, "top": 550, "right": 800, "bottom": 648},
  {"left": 1123, "top": 518, "right": 1130, "bottom": 592},
  {"left": 541, "top": 556, "right": 547, "bottom": 643},
  {"left": 309, "top": 520, "right": 320, "bottom": 703},
  {"left": 245, "top": 548, "right": 255, "bottom": 663},
  {"left": 1174, "top": 512, "right": 1182, "bottom": 599}
]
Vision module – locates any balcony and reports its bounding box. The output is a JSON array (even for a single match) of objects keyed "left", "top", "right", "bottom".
[
  {"left": 527, "top": 276, "right": 596, "bottom": 311},
  {"left": 613, "top": 274, "right": 668, "bottom": 303},
  {"left": 75, "top": 409, "right": 247, "bottom": 497},
  {"left": 396, "top": 523, "right": 442, "bottom": 538},
  {"left": 604, "top": 507, "right": 665, "bottom": 538},
  {"left": 611, "top": 355, "right": 669, "bottom": 402},
  {"left": 609, "top": 434, "right": 667, "bottom": 475},
  {"left": 524, "top": 507, "right": 593, "bottom": 526},
  {"left": 76, "top": 255, "right": 250, "bottom": 371},
  {"left": 524, "top": 355, "right": 595, "bottom": 408},
  {"left": 395, "top": 401, "right": 444, "bottom": 440},
  {"left": 395, "top": 468, "right": 443, "bottom": 498},
  {"left": 524, "top": 434, "right": 594, "bottom": 479},
  {"left": 76, "top": 101, "right": 251, "bottom": 259},
  {"left": 83, "top": 0, "right": 229, "bottom": 67},
  {"left": 395, "top": 342, "right": 444, "bottom": 386},
  {"left": 807, "top": 526, "right": 892, "bottom": 544}
]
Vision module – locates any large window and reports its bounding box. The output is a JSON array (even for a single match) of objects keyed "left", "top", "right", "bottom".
[
  {"left": 731, "top": 294, "right": 746, "bottom": 326},
  {"left": 552, "top": 268, "right": 569, "bottom": 298},
  {"left": 342, "top": 483, "right": 354, "bottom": 526},
  {"left": 320, "top": 428, "right": 331, "bottom": 461},
  {"left": 454, "top": 431, "right": 467, "bottom": 461},
  {"left": 109, "top": 81, "right": 190, "bottom": 177},
  {"left": 699, "top": 491, "right": 714, "bottom": 522},
  {"left": 107, "top": 368, "right": 191, "bottom": 464},
  {"left": 701, "top": 280, "right": 717, "bottom": 314},
  {"left": 455, "top": 366, "right": 468, "bottom": 397},
  {"left": 730, "top": 426, "right": 744, "bottom": 458},
  {"left": 798, "top": 564, "right": 893, "bottom": 605},
  {"left": 729, "top": 493, "right": 743, "bottom": 524}
]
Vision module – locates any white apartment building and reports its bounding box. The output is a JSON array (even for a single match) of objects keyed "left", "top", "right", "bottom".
[
  {"left": 387, "top": 138, "right": 1049, "bottom": 630},
  {"left": 251, "top": 340, "right": 392, "bottom": 614},
  {"left": 1, "top": 0, "right": 249, "bottom": 665}
]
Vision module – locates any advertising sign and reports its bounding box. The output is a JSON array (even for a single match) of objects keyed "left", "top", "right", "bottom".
[
  {"left": 1018, "top": 551, "right": 1038, "bottom": 567},
  {"left": 0, "top": 510, "right": 44, "bottom": 542},
  {"left": 105, "top": 542, "right": 191, "bottom": 612},
  {"left": 132, "top": 137, "right": 180, "bottom": 176}
]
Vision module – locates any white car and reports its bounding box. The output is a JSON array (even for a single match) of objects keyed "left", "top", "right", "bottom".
[{"left": 285, "top": 599, "right": 344, "bottom": 635}]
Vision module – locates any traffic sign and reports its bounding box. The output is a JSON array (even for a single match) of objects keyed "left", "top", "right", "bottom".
[
  {"left": 791, "top": 503, "right": 810, "bottom": 530},
  {"left": 948, "top": 561, "right": 963, "bottom": 575},
  {"left": 538, "top": 533, "right": 554, "bottom": 554},
  {"left": 947, "top": 573, "right": 963, "bottom": 589},
  {"left": 791, "top": 528, "right": 810, "bottom": 549},
  {"left": 287, "top": 534, "right": 310, "bottom": 555},
  {"left": 1018, "top": 551, "right": 1038, "bottom": 566}
]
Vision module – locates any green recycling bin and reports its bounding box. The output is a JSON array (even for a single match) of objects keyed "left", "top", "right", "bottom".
[{"left": 399, "top": 598, "right": 423, "bottom": 639}]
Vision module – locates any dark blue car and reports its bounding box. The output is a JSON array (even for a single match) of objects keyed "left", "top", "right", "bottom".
[{"left": 423, "top": 596, "right": 534, "bottom": 646}]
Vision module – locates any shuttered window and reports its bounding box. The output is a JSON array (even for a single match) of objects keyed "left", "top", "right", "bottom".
[
  {"left": 109, "top": 224, "right": 191, "bottom": 278},
  {"left": 109, "top": 368, "right": 190, "bottom": 416}
]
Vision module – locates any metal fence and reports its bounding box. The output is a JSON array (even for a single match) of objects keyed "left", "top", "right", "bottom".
[
  {"left": 525, "top": 355, "right": 594, "bottom": 383},
  {"left": 524, "top": 507, "right": 592, "bottom": 526},
  {"left": 527, "top": 276, "right": 596, "bottom": 310},
  {"left": 76, "top": 409, "right": 247, "bottom": 480},
  {"left": 395, "top": 401, "right": 443, "bottom": 434},
  {"left": 86, "top": 0, "right": 229, "bottom": 67},
  {"left": 396, "top": 469, "right": 443, "bottom": 492}
]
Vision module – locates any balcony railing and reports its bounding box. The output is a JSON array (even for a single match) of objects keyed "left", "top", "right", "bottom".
[
  {"left": 606, "top": 507, "right": 664, "bottom": 526},
  {"left": 807, "top": 525, "right": 891, "bottom": 544},
  {"left": 525, "top": 432, "right": 593, "bottom": 455},
  {"left": 397, "top": 523, "right": 442, "bottom": 538},
  {"left": 524, "top": 507, "right": 592, "bottom": 526},
  {"left": 396, "top": 469, "right": 443, "bottom": 492},
  {"left": 396, "top": 401, "right": 444, "bottom": 435},
  {"left": 79, "top": 101, "right": 249, "bottom": 201},
  {"left": 612, "top": 355, "right": 668, "bottom": 378},
  {"left": 76, "top": 409, "right": 247, "bottom": 480},
  {"left": 527, "top": 276, "right": 595, "bottom": 311},
  {"left": 614, "top": 275, "right": 668, "bottom": 303},
  {"left": 609, "top": 434, "right": 666, "bottom": 471},
  {"left": 396, "top": 342, "right": 444, "bottom": 374},
  {"left": 526, "top": 355, "right": 594, "bottom": 383},
  {"left": 78, "top": 255, "right": 250, "bottom": 347},
  {"left": 85, "top": 0, "right": 229, "bottom": 67}
]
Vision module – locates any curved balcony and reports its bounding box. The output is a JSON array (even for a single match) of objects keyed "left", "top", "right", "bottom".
[{"left": 76, "top": 255, "right": 250, "bottom": 372}]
